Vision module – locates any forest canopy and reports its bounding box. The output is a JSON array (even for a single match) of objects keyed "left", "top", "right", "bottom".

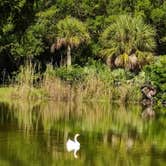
[{"left": 0, "top": 0, "right": 166, "bottom": 77}]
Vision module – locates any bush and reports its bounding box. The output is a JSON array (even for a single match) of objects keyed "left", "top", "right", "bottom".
[
  {"left": 84, "top": 60, "right": 113, "bottom": 86},
  {"left": 111, "top": 69, "right": 134, "bottom": 84},
  {"left": 144, "top": 55, "right": 166, "bottom": 103},
  {"left": 54, "top": 66, "right": 87, "bottom": 84},
  {"left": 43, "top": 62, "right": 142, "bottom": 102},
  {"left": 43, "top": 62, "right": 114, "bottom": 101},
  {"left": 50, "top": 61, "right": 113, "bottom": 86}
]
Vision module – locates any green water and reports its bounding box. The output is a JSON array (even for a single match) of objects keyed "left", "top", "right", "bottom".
[{"left": 0, "top": 101, "right": 165, "bottom": 166}]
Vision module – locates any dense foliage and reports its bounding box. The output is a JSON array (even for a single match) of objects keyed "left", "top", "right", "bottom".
[
  {"left": 100, "top": 15, "right": 156, "bottom": 70},
  {"left": 144, "top": 56, "right": 166, "bottom": 104},
  {"left": 0, "top": 1, "right": 166, "bottom": 73},
  {"left": 0, "top": 0, "right": 165, "bottom": 104}
]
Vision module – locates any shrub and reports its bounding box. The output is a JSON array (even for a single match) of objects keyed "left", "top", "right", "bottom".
[
  {"left": 144, "top": 55, "right": 166, "bottom": 103},
  {"left": 111, "top": 69, "right": 134, "bottom": 84},
  {"left": 54, "top": 66, "right": 87, "bottom": 85}
]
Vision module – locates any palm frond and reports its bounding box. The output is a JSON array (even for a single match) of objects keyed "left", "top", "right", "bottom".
[
  {"left": 100, "top": 15, "right": 156, "bottom": 70},
  {"left": 54, "top": 16, "right": 90, "bottom": 49}
]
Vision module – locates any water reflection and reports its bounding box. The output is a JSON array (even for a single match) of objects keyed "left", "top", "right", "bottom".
[
  {"left": 0, "top": 101, "right": 165, "bottom": 165},
  {"left": 142, "top": 105, "right": 155, "bottom": 118}
]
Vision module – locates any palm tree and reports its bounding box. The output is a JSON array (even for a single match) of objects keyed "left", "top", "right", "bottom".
[
  {"left": 100, "top": 15, "right": 156, "bottom": 70},
  {"left": 51, "top": 17, "right": 90, "bottom": 67}
]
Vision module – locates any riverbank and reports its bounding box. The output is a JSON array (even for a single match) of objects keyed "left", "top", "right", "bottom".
[
  {"left": 0, "top": 56, "right": 165, "bottom": 105},
  {"left": 0, "top": 64, "right": 143, "bottom": 103}
]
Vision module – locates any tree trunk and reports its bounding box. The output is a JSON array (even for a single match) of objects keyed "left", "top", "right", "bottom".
[{"left": 67, "top": 45, "right": 71, "bottom": 67}]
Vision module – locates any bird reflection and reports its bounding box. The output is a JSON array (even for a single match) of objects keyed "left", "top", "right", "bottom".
[
  {"left": 142, "top": 106, "right": 155, "bottom": 118},
  {"left": 66, "top": 134, "right": 80, "bottom": 158}
]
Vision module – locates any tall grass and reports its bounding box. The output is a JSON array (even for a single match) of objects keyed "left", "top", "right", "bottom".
[
  {"left": 41, "top": 63, "right": 113, "bottom": 101},
  {"left": 41, "top": 63, "right": 142, "bottom": 102},
  {"left": 9, "top": 61, "right": 143, "bottom": 102},
  {"left": 42, "top": 64, "right": 72, "bottom": 101},
  {"left": 11, "top": 62, "right": 44, "bottom": 99}
]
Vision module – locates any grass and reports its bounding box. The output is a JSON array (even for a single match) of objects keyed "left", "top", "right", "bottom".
[
  {"left": 0, "top": 87, "right": 15, "bottom": 101},
  {"left": 0, "top": 62, "right": 143, "bottom": 103}
]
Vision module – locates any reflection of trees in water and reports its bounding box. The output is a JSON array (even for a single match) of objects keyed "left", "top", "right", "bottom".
[
  {"left": 0, "top": 101, "right": 165, "bottom": 165},
  {"left": 0, "top": 102, "right": 165, "bottom": 142}
]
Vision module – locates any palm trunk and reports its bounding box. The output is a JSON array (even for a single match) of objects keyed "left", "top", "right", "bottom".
[{"left": 67, "top": 45, "right": 71, "bottom": 67}]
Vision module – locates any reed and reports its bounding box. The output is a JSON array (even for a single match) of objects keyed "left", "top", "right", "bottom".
[
  {"left": 42, "top": 64, "right": 73, "bottom": 101},
  {"left": 42, "top": 64, "right": 114, "bottom": 101},
  {"left": 6, "top": 62, "right": 142, "bottom": 102},
  {"left": 9, "top": 62, "right": 45, "bottom": 100}
]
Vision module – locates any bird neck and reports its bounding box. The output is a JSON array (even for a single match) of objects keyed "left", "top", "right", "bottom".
[{"left": 74, "top": 135, "right": 78, "bottom": 143}]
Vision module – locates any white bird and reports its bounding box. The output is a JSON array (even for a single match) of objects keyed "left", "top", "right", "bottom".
[{"left": 66, "top": 134, "right": 80, "bottom": 158}]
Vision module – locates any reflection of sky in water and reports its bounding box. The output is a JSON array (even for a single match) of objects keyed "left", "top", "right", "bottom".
[{"left": 0, "top": 101, "right": 165, "bottom": 166}]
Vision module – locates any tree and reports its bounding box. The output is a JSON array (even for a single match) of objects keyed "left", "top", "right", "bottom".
[
  {"left": 150, "top": 2, "right": 166, "bottom": 54},
  {"left": 51, "top": 17, "right": 90, "bottom": 67},
  {"left": 100, "top": 15, "right": 156, "bottom": 70},
  {"left": 0, "top": 0, "right": 36, "bottom": 77}
]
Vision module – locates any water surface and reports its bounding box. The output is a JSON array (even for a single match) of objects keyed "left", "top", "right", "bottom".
[{"left": 0, "top": 101, "right": 165, "bottom": 166}]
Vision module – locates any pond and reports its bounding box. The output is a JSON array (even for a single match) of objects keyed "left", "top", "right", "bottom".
[{"left": 0, "top": 100, "right": 165, "bottom": 166}]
